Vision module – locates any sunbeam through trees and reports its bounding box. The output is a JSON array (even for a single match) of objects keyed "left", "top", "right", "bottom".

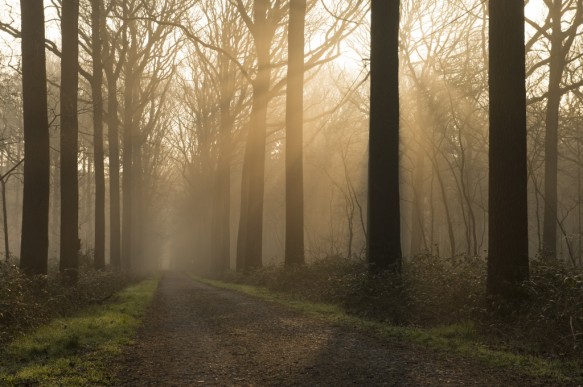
[{"left": 1, "top": 1, "right": 583, "bottom": 385}]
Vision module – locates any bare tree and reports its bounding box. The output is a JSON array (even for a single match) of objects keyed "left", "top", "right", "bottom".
[
  {"left": 285, "top": 0, "right": 307, "bottom": 266},
  {"left": 487, "top": 0, "right": 529, "bottom": 298},
  {"left": 0, "top": 159, "right": 24, "bottom": 261},
  {"left": 121, "top": 1, "right": 136, "bottom": 272},
  {"left": 103, "top": 1, "right": 126, "bottom": 269},
  {"left": 367, "top": 0, "right": 402, "bottom": 272},
  {"left": 60, "top": 0, "right": 81, "bottom": 284},
  {"left": 528, "top": 0, "right": 583, "bottom": 259},
  {"left": 235, "top": 0, "right": 285, "bottom": 271},
  {"left": 91, "top": 0, "right": 105, "bottom": 269},
  {"left": 19, "top": 0, "right": 50, "bottom": 276}
]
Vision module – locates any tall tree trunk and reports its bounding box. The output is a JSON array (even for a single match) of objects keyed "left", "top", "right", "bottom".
[
  {"left": 107, "top": 70, "right": 121, "bottom": 269},
  {"left": 14, "top": 140, "right": 22, "bottom": 249},
  {"left": 2, "top": 180, "right": 9, "bottom": 260},
  {"left": 432, "top": 155, "right": 456, "bottom": 257},
  {"left": 367, "top": 0, "right": 402, "bottom": 272},
  {"left": 121, "top": 13, "right": 136, "bottom": 274},
  {"left": 542, "top": 0, "right": 564, "bottom": 260},
  {"left": 210, "top": 54, "right": 233, "bottom": 274},
  {"left": 487, "top": 0, "right": 529, "bottom": 298},
  {"left": 92, "top": 0, "right": 105, "bottom": 269},
  {"left": 103, "top": 16, "right": 123, "bottom": 270},
  {"left": 131, "top": 133, "right": 143, "bottom": 272},
  {"left": 410, "top": 146, "right": 427, "bottom": 255},
  {"left": 578, "top": 139, "right": 582, "bottom": 265},
  {"left": 236, "top": 0, "right": 272, "bottom": 271},
  {"left": 121, "top": 69, "right": 134, "bottom": 274},
  {"left": 86, "top": 153, "right": 94, "bottom": 243},
  {"left": 19, "top": 0, "right": 50, "bottom": 276},
  {"left": 285, "top": 0, "right": 306, "bottom": 267},
  {"left": 60, "top": 0, "right": 80, "bottom": 284},
  {"left": 51, "top": 154, "right": 60, "bottom": 258},
  {"left": 236, "top": 144, "right": 251, "bottom": 271},
  {"left": 211, "top": 119, "right": 232, "bottom": 274}
]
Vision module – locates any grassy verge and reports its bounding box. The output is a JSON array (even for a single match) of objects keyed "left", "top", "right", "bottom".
[
  {"left": 0, "top": 277, "right": 158, "bottom": 385},
  {"left": 197, "top": 277, "right": 583, "bottom": 385}
]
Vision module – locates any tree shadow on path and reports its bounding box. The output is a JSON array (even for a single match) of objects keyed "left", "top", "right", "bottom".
[{"left": 116, "top": 272, "right": 551, "bottom": 386}]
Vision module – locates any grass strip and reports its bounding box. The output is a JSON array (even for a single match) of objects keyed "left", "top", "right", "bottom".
[
  {"left": 0, "top": 277, "right": 159, "bottom": 385},
  {"left": 195, "top": 276, "right": 582, "bottom": 384}
]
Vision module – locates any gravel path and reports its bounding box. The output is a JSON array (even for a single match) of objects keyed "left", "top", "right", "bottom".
[{"left": 117, "top": 272, "right": 554, "bottom": 386}]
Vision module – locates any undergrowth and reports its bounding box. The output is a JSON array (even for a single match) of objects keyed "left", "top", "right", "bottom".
[
  {"left": 0, "top": 277, "right": 158, "bottom": 385},
  {"left": 202, "top": 274, "right": 581, "bottom": 384},
  {"left": 218, "top": 255, "right": 583, "bottom": 362},
  {"left": 0, "top": 260, "right": 128, "bottom": 346}
]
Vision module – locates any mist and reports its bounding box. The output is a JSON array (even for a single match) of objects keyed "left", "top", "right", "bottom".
[
  {"left": 0, "top": 0, "right": 578, "bottom": 274},
  {"left": 2, "top": 0, "right": 583, "bottom": 384}
]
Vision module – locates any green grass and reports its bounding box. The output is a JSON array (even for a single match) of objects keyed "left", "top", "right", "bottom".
[
  {"left": 0, "top": 277, "right": 159, "bottom": 386},
  {"left": 196, "top": 276, "right": 583, "bottom": 384}
]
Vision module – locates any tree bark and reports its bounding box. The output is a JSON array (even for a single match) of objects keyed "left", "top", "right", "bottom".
[
  {"left": 92, "top": 0, "right": 106, "bottom": 269},
  {"left": 106, "top": 62, "right": 121, "bottom": 269},
  {"left": 19, "top": 0, "right": 50, "bottom": 276},
  {"left": 211, "top": 51, "right": 234, "bottom": 274},
  {"left": 103, "top": 15, "right": 123, "bottom": 270},
  {"left": 121, "top": 10, "right": 136, "bottom": 274},
  {"left": 284, "top": 0, "right": 307, "bottom": 267},
  {"left": 2, "top": 180, "right": 9, "bottom": 260},
  {"left": 236, "top": 0, "right": 272, "bottom": 271},
  {"left": 542, "top": 0, "right": 565, "bottom": 260},
  {"left": 131, "top": 130, "right": 143, "bottom": 272},
  {"left": 410, "top": 145, "right": 427, "bottom": 255},
  {"left": 367, "top": 0, "right": 402, "bottom": 272},
  {"left": 51, "top": 153, "right": 60, "bottom": 258},
  {"left": 487, "top": 0, "right": 529, "bottom": 298},
  {"left": 60, "top": 0, "right": 80, "bottom": 284}
]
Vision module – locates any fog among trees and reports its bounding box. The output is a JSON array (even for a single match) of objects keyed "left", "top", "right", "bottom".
[
  {"left": 0, "top": 0, "right": 581, "bottom": 288},
  {"left": 3, "top": 1, "right": 583, "bottom": 384}
]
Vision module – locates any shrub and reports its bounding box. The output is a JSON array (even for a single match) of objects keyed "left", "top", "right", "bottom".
[
  {"left": 403, "top": 255, "right": 487, "bottom": 326},
  {"left": 222, "top": 255, "right": 583, "bottom": 360},
  {"left": 0, "top": 261, "right": 127, "bottom": 346},
  {"left": 0, "top": 262, "right": 46, "bottom": 342},
  {"left": 484, "top": 262, "right": 583, "bottom": 358}
]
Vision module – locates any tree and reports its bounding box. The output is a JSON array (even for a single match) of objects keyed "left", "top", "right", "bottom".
[
  {"left": 400, "top": 0, "right": 490, "bottom": 259},
  {"left": 92, "top": 0, "right": 105, "bottom": 269},
  {"left": 60, "top": 0, "right": 81, "bottom": 283},
  {"left": 367, "top": 0, "right": 402, "bottom": 272},
  {"left": 103, "top": 2, "right": 125, "bottom": 270},
  {"left": 19, "top": 0, "right": 50, "bottom": 276},
  {"left": 284, "top": 0, "right": 307, "bottom": 266},
  {"left": 0, "top": 159, "right": 24, "bottom": 261},
  {"left": 118, "top": 0, "right": 190, "bottom": 274},
  {"left": 235, "top": 0, "right": 283, "bottom": 271},
  {"left": 487, "top": 0, "right": 529, "bottom": 298},
  {"left": 121, "top": 3, "right": 136, "bottom": 273},
  {"left": 207, "top": 1, "right": 246, "bottom": 274},
  {"left": 535, "top": 0, "right": 583, "bottom": 259}
]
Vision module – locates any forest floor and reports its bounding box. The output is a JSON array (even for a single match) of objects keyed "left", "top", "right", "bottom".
[{"left": 115, "top": 272, "right": 567, "bottom": 386}]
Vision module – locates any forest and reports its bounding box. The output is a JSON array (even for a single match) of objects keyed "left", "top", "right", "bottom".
[{"left": 0, "top": 0, "right": 583, "bottom": 385}]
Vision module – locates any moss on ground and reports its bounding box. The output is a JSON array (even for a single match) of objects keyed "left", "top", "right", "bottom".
[{"left": 0, "top": 278, "right": 158, "bottom": 385}]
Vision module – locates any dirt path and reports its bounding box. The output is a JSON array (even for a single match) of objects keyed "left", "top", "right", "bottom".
[{"left": 117, "top": 272, "right": 551, "bottom": 386}]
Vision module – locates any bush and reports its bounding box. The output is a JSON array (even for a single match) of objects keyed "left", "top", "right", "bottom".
[
  {"left": 221, "top": 255, "right": 583, "bottom": 360},
  {"left": 484, "top": 262, "right": 583, "bottom": 358},
  {"left": 0, "top": 262, "right": 45, "bottom": 342},
  {"left": 0, "top": 261, "right": 126, "bottom": 346},
  {"left": 221, "top": 255, "right": 486, "bottom": 325},
  {"left": 219, "top": 256, "right": 366, "bottom": 304},
  {"left": 403, "top": 255, "right": 487, "bottom": 326}
]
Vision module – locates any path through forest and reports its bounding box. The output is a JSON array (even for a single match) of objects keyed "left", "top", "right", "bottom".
[{"left": 117, "top": 272, "right": 547, "bottom": 386}]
